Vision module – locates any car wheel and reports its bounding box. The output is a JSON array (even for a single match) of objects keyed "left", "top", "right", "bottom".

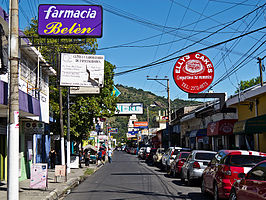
[
  {"left": 214, "top": 183, "right": 219, "bottom": 200},
  {"left": 201, "top": 179, "right": 206, "bottom": 195},
  {"left": 229, "top": 189, "right": 237, "bottom": 200},
  {"left": 187, "top": 172, "right": 193, "bottom": 186},
  {"left": 180, "top": 170, "right": 185, "bottom": 183}
]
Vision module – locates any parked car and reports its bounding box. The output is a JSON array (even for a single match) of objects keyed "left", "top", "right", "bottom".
[
  {"left": 181, "top": 150, "right": 216, "bottom": 185},
  {"left": 143, "top": 146, "right": 151, "bottom": 160},
  {"left": 229, "top": 160, "right": 266, "bottom": 200},
  {"left": 146, "top": 148, "right": 157, "bottom": 165},
  {"left": 161, "top": 147, "right": 182, "bottom": 171},
  {"left": 153, "top": 148, "right": 165, "bottom": 166},
  {"left": 169, "top": 151, "right": 190, "bottom": 177},
  {"left": 202, "top": 150, "right": 266, "bottom": 200},
  {"left": 138, "top": 147, "right": 146, "bottom": 159}
]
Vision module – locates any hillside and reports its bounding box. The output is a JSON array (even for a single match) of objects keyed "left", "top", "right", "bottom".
[{"left": 109, "top": 84, "right": 199, "bottom": 140}]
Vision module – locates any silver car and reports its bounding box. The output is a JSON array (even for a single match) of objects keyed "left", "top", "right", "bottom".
[{"left": 180, "top": 150, "right": 216, "bottom": 185}]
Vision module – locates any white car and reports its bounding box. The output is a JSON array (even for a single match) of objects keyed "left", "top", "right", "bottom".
[
  {"left": 181, "top": 150, "right": 216, "bottom": 185},
  {"left": 161, "top": 147, "right": 182, "bottom": 171}
]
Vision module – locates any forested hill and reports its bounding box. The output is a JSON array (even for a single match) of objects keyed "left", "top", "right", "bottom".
[
  {"left": 116, "top": 84, "right": 198, "bottom": 109},
  {"left": 109, "top": 84, "right": 199, "bottom": 141}
]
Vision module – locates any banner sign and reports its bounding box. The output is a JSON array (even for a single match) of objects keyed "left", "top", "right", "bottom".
[
  {"left": 115, "top": 103, "right": 144, "bottom": 115},
  {"left": 173, "top": 52, "right": 214, "bottom": 93},
  {"left": 128, "top": 131, "right": 138, "bottom": 135},
  {"left": 60, "top": 53, "right": 104, "bottom": 87},
  {"left": 109, "top": 128, "right": 118, "bottom": 133},
  {"left": 38, "top": 4, "right": 102, "bottom": 37},
  {"left": 134, "top": 121, "right": 148, "bottom": 127}
]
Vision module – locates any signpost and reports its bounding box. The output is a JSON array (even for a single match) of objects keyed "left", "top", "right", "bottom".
[{"left": 173, "top": 52, "right": 214, "bottom": 93}]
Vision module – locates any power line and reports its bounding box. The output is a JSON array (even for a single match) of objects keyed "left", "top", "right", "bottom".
[{"left": 114, "top": 26, "right": 266, "bottom": 76}]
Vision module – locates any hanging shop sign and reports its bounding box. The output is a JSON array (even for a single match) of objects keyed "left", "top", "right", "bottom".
[
  {"left": 173, "top": 52, "right": 214, "bottom": 93},
  {"left": 134, "top": 121, "right": 148, "bottom": 128},
  {"left": 115, "top": 103, "right": 144, "bottom": 115},
  {"left": 38, "top": 4, "right": 102, "bottom": 37},
  {"left": 60, "top": 53, "right": 104, "bottom": 88}
]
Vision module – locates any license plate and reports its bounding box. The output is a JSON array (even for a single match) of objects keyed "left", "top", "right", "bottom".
[{"left": 203, "top": 162, "right": 209, "bottom": 165}]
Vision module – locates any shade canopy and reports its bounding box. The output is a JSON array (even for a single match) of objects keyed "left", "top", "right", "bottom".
[{"left": 233, "top": 114, "right": 266, "bottom": 135}]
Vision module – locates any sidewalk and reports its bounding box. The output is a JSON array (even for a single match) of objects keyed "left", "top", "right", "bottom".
[{"left": 0, "top": 163, "right": 100, "bottom": 200}]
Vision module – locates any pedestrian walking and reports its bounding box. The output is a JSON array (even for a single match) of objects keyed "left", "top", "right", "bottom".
[
  {"left": 97, "top": 150, "right": 103, "bottom": 165},
  {"left": 49, "top": 148, "right": 56, "bottom": 169},
  {"left": 102, "top": 148, "right": 106, "bottom": 163},
  {"left": 107, "top": 148, "right": 113, "bottom": 163},
  {"left": 85, "top": 149, "right": 90, "bottom": 166}
]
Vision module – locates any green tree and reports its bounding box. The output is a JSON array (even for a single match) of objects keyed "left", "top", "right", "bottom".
[
  {"left": 235, "top": 77, "right": 261, "bottom": 93},
  {"left": 24, "top": 20, "right": 117, "bottom": 143}
]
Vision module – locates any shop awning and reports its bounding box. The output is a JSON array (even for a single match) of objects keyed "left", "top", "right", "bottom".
[
  {"left": 233, "top": 114, "right": 266, "bottom": 135},
  {"left": 189, "top": 129, "right": 207, "bottom": 137},
  {"left": 207, "top": 119, "right": 237, "bottom": 136}
]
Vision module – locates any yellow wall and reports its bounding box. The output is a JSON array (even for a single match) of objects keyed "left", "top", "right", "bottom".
[{"left": 234, "top": 93, "right": 266, "bottom": 152}]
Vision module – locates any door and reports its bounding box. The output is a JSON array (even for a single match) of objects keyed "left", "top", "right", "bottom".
[{"left": 238, "top": 162, "right": 266, "bottom": 200}]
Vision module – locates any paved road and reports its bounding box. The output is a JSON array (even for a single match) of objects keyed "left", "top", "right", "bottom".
[{"left": 64, "top": 151, "right": 211, "bottom": 200}]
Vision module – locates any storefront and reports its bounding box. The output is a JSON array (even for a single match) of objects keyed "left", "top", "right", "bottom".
[
  {"left": 207, "top": 119, "right": 237, "bottom": 151},
  {"left": 233, "top": 114, "right": 266, "bottom": 151},
  {"left": 189, "top": 129, "right": 208, "bottom": 150}
]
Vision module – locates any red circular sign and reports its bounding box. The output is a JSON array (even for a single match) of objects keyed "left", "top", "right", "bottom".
[{"left": 173, "top": 52, "right": 214, "bottom": 93}]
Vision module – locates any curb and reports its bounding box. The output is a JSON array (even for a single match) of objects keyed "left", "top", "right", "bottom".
[{"left": 44, "top": 166, "right": 101, "bottom": 200}]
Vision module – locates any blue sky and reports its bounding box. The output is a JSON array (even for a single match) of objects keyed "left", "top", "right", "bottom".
[{"left": 2, "top": 0, "right": 265, "bottom": 101}]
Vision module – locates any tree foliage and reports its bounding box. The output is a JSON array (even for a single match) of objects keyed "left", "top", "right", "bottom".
[
  {"left": 24, "top": 20, "right": 117, "bottom": 141},
  {"left": 235, "top": 77, "right": 261, "bottom": 93}
]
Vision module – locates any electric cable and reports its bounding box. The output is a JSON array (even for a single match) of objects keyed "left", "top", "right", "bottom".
[{"left": 114, "top": 26, "right": 266, "bottom": 76}]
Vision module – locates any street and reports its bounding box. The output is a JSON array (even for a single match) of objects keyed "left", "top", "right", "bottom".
[{"left": 64, "top": 151, "right": 210, "bottom": 200}]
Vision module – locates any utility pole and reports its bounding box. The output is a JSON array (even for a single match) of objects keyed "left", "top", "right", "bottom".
[
  {"left": 147, "top": 76, "right": 171, "bottom": 147},
  {"left": 58, "top": 54, "right": 65, "bottom": 165},
  {"left": 8, "top": 0, "right": 19, "bottom": 199},
  {"left": 67, "top": 87, "right": 70, "bottom": 174},
  {"left": 258, "top": 56, "right": 265, "bottom": 87}
]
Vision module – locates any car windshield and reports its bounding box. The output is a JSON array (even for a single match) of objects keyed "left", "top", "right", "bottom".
[
  {"left": 173, "top": 149, "right": 180, "bottom": 155},
  {"left": 195, "top": 152, "right": 216, "bottom": 161},
  {"left": 181, "top": 152, "right": 190, "bottom": 159},
  {"left": 227, "top": 155, "right": 266, "bottom": 167}
]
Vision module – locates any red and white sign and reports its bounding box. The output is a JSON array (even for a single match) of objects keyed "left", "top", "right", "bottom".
[
  {"left": 134, "top": 121, "right": 148, "bottom": 127},
  {"left": 173, "top": 52, "right": 214, "bottom": 93}
]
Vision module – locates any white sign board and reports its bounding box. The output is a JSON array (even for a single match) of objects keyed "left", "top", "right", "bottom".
[
  {"left": 60, "top": 53, "right": 104, "bottom": 87},
  {"left": 30, "top": 163, "right": 48, "bottom": 189},
  {"left": 70, "top": 86, "right": 100, "bottom": 95},
  {"left": 115, "top": 103, "right": 144, "bottom": 115}
]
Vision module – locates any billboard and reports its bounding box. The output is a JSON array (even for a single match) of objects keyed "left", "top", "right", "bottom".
[
  {"left": 115, "top": 103, "right": 144, "bottom": 115},
  {"left": 38, "top": 5, "right": 102, "bottom": 37},
  {"left": 134, "top": 121, "right": 148, "bottom": 128},
  {"left": 173, "top": 52, "right": 214, "bottom": 93},
  {"left": 60, "top": 53, "right": 104, "bottom": 87}
]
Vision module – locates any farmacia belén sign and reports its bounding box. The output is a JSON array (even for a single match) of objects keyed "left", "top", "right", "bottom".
[{"left": 38, "top": 5, "right": 102, "bottom": 37}]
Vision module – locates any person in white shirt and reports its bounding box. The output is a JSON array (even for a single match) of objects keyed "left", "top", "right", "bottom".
[{"left": 107, "top": 148, "right": 113, "bottom": 163}]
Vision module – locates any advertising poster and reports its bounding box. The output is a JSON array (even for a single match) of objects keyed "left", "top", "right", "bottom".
[
  {"left": 30, "top": 163, "right": 48, "bottom": 189},
  {"left": 173, "top": 52, "right": 214, "bottom": 93},
  {"left": 60, "top": 53, "right": 104, "bottom": 87}
]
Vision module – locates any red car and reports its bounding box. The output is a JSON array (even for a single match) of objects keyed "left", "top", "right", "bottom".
[
  {"left": 202, "top": 150, "right": 266, "bottom": 200},
  {"left": 229, "top": 160, "right": 266, "bottom": 200},
  {"left": 169, "top": 151, "right": 190, "bottom": 177}
]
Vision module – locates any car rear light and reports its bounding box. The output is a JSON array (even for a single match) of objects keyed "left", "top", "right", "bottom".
[
  {"left": 178, "top": 160, "right": 184, "bottom": 166},
  {"left": 193, "top": 161, "right": 200, "bottom": 169},
  {"left": 222, "top": 165, "right": 232, "bottom": 176}
]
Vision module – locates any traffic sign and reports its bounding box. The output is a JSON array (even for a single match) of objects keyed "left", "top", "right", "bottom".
[{"left": 112, "top": 86, "right": 121, "bottom": 97}]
